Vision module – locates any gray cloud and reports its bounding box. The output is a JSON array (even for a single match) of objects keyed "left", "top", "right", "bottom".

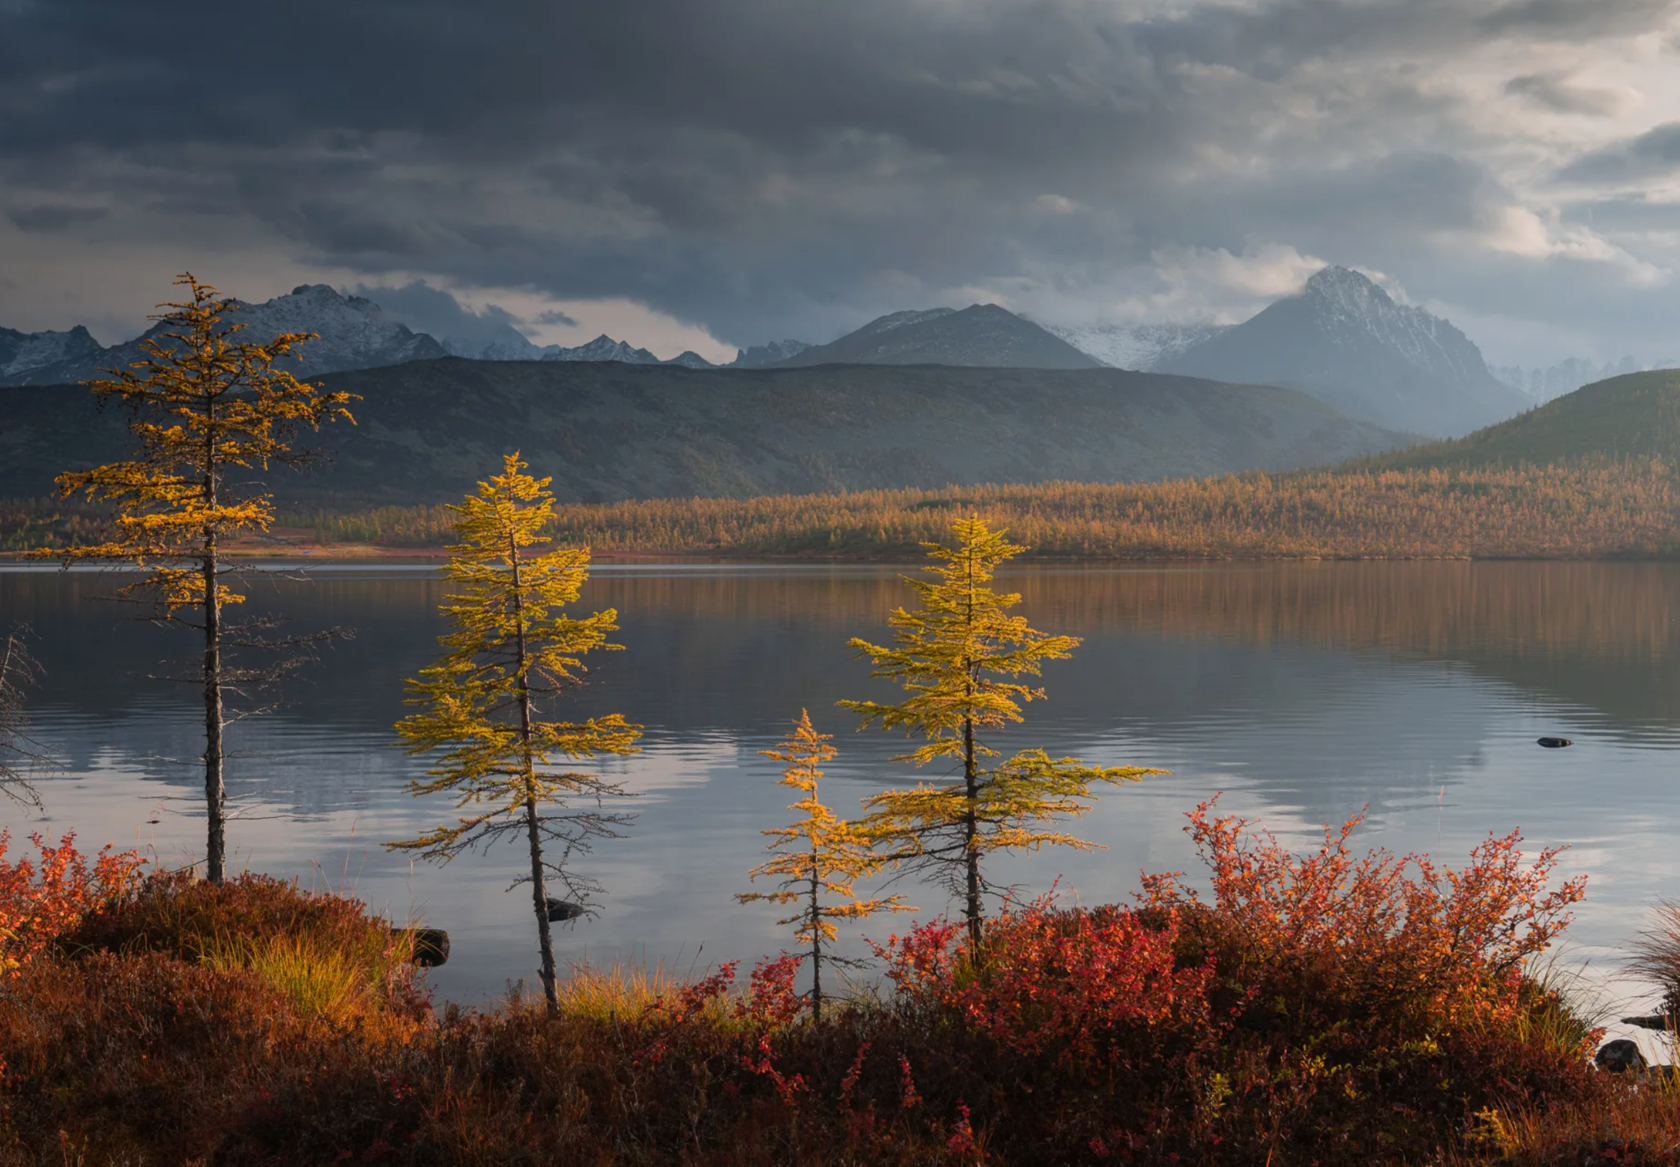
[
  {"left": 1505, "top": 72, "right": 1628, "bottom": 116},
  {"left": 351, "top": 280, "right": 535, "bottom": 350},
  {"left": 1559, "top": 122, "right": 1680, "bottom": 183},
  {"left": 6, "top": 203, "right": 107, "bottom": 232},
  {"left": 0, "top": 0, "right": 1678, "bottom": 359}
]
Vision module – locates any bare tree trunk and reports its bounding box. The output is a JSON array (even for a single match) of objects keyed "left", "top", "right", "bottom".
[
  {"left": 809, "top": 861, "right": 823, "bottom": 1021},
  {"left": 963, "top": 551, "right": 981, "bottom": 949},
  {"left": 511, "top": 533, "right": 558, "bottom": 1012},
  {"left": 203, "top": 467, "right": 226, "bottom": 883},
  {"left": 963, "top": 709, "right": 980, "bottom": 949}
]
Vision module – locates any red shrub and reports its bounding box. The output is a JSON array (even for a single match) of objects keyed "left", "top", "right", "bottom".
[
  {"left": 883, "top": 899, "right": 1213, "bottom": 1070},
  {"left": 0, "top": 831, "right": 145, "bottom": 968}
]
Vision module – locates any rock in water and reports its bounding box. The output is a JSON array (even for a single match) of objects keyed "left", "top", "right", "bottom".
[
  {"left": 392, "top": 926, "right": 450, "bottom": 968},
  {"left": 1595, "top": 1039, "right": 1647, "bottom": 1074},
  {"left": 1622, "top": 1014, "right": 1675, "bottom": 1031},
  {"left": 1537, "top": 736, "right": 1572, "bottom": 748},
  {"left": 545, "top": 897, "right": 586, "bottom": 923}
]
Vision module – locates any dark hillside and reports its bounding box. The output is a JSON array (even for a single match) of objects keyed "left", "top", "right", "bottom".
[
  {"left": 0, "top": 358, "right": 1405, "bottom": 505},
  {"left": 1366, "top": 369, "right": 1680, "bottom": 470},
  {"left": 773, "top": 303, "right": 1103, "bottom": 369}
]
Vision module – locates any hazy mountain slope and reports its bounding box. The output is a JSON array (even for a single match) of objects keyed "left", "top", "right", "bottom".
[
  {"left": 1366, "top": 369, "right": 1680, "bottom": 470},
  {"left": 1045, "top": 322, "right": 1230, "bottom": 370},
  {"left": 1160, "top": 267, "right": 1526, "bottom": 438},
  {"left": 774, "top": 304, "right": 1102, "bottom": 369},
  {"left": 731, "top": 340, "right": 812, "bottom": 367},
  {"left": 0, "top": 361, "right": 1407, "bottom": 504}
]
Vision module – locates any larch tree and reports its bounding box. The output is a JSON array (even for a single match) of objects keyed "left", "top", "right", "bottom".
[
  {"left": 738, "top": 709, "right": 911, "bottom": 1020},
  {"left": 390, "top": 453, "right": 641, "bottom": 1013},
  {"left": 49, "top": 275, "right": 354, "bottom": 881},
  {"left": 842, "top": 517, "right": 1164, "bottom": 948}
]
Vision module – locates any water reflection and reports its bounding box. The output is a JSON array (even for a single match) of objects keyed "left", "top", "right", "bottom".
[{"left": 3, "top": 561, "right": 1678, "bottom": 1024}]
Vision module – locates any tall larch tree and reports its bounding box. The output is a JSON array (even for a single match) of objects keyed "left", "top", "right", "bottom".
[
  {"left": 391, "top": 453, "right": 641, "bottom": 1013},
  {"left": 843, "top": 517, "right": 1164, "bottom": 948},
  {"left": 49, "top": 275, "right": 354, "bottom": 881},
  {"left": 738, "top": 709, "right": 911, "bottom": 1020}
]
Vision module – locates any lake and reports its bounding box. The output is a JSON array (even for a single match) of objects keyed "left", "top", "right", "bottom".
[{"left": 4, "top": 559, "right": 1679, "bottom": 1036}]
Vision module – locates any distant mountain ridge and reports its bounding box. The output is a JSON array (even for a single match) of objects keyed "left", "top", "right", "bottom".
[
  {"left": 0, "top": 286, "right": 744, "bottom": 387},
  {"left": 772, "top": 303, "right": 1101, "bottom": 369},
  {"left": 1491, "top": 356, "right": 1679, "bottom": 404},
  {"left": 0, "top": 359, "right": 1408, "bottom": 505},
  {"left": 0, "top": 324, "right": 104, "bottom": 382},
  {"left": 1156, "top": 266, "right": 1526, "bottom": 438},
  {"left": 0, "top": 285, "right": 449, "bottom": 385}
]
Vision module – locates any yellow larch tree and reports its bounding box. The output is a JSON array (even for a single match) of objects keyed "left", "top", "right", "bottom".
[
  {"left": 390, "top": 453, "right": 641, "bottom": 1013},
  {"left": 738, "top": 709, "right": 911, "bottom": 1020},
  {"left": 843, "top": 517, "right": 1165, "bottom": 948},
  {"left": 48, "top": 275, "right": 354, "bottom": 881}
]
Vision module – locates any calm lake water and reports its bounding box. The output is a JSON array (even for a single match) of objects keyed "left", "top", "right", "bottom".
[{"left": 4, "top": 560, "right": 1679, "bottom": 1036}]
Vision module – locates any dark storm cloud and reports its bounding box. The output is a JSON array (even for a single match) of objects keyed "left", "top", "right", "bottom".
[
  {"left": 351, "top": 280, "right": 535, "bottom": 349},
  {"left": 6, "top": 203, "right": 107, "bottom": 232},
  {"left": 1, "top": 0, "right": 1678, "bottom": 350}
]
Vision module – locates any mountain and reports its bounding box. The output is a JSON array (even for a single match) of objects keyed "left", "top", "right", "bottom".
[
  {"left": 1490, "top": 356, "right": 1678, "bottom": 404},
  {"left": 1368, "top": 369, "right": 1680, "bottom": 471},
  {"left": 731, "top": 339, "right": 812, "bottom": 367},
  {"left": 1, "top": 285, "right": 448, "bottom": 386},
  {"left": 1157, "top": 266, "right": 1527, "bottom": 438},
  {"left": 0, "top": 360, "right": 1408, "bottom": 505},
  {"left": 773, "top": 304, "right": 1103, "bottom": 370},
  {"left": 1044, "top": 322, "right": 1231, "bottom": 370},
  {"left": 0, "top": 325, "right": 104, "bottom": 382}
]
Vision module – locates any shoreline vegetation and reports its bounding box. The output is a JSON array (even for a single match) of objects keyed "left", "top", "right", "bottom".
[
  {"left": 6, "top": 456, "right": 1680, "bottom": 561},
  {"left": 5, "top": 810, "right": 1679, "bottom": 1165}
]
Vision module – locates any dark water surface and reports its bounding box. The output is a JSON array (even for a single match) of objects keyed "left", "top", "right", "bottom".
[{"left": 4, "top": 560, "right": 1678, "bottom": 1026}]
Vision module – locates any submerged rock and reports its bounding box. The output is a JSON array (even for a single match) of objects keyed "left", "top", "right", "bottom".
[
  {"left": 392, "top": 926, "right": 450, "bottom": 967},
  {"left": 1595, "top": 1039, "right": 1647, "bottom": 1074},
  {"left": 545, "top": 898, "right": 586, "bottom": 923},
  {"left": 1622, "top": 1014, "right": 1675, "bottom": 1031}
]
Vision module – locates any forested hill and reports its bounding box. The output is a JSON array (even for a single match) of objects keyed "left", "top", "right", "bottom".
[
  {"left": 0, "top": 358, "right": 1407, "bottom": 505},
  {"left": 1363, "top": 369, "right": 1680, "bottom": 471}
]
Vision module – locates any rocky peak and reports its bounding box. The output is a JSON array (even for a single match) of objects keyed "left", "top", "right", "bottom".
[{"left": 1304, "top": 265, "right": 1394, "bottom": 311}]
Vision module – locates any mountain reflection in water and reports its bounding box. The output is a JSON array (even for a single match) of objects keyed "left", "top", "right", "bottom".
[{"left": 2, "top": 560, "right": 1676, "bottom": 1009}]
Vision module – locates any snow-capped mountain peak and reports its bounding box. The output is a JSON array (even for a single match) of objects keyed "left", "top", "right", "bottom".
[
  {"left": 1043, "top": 321, "right": 1230, "bottom": 371},
  {"left": 542, "top": 335, "right": 661, "bottom": 364},
  {"left": 0, "top": 324, "right": 104, "bottom": 381}
]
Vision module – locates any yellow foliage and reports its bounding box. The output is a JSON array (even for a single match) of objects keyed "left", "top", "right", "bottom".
[
  {"left": 46, "top": 274, "right": 355, "bottom": 607},
  {"left": 844, "top": 518, "right": 1164, "bottom": 945},
  {"left": 389, "top": 453, "right": 641, "bottom": 1011},
  {"left": 738, "top": 711, "right": 912, "bottom": 1017}
]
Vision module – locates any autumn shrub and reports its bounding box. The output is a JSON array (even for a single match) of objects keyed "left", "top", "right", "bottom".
[
  {"left": 63, "top": 869, "right": 424, "bottom": 1017},
  {"left": 0, "top": 830, "right": 145, "bottom": 972},
  {"left": 0, "top": 817, "right": 1620, "bottom": 1166}
]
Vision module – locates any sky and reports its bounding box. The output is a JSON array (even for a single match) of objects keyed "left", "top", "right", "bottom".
[{"left": 2, "top": 0, "right": 1679, "bottom": 365}]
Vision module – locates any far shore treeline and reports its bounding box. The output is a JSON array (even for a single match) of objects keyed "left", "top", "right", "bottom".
[{"left": 10, "top": 457, "right": 1680, "bottom": 559}]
